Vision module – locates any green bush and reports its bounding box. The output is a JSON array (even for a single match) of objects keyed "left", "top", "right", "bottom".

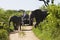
[
  {"left": 0, "top": 29, "right": 9, "bottom": 40},
  {"left": 33, "top": 5, "right": 60, "bottom": 40}
]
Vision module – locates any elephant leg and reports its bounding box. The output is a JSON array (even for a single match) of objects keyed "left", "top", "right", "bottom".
[
  {"left": 16, "top": 23, "right": 19, "bottom": 30},
  {"left": 30, "top": 20, "right": 33, "bottom": 26},
  {"left": 20, "top": 24, "right": 21, "bottom": 31},
  {"left": 34, "top": 22, "right": 39, "bottom": 28},
  {"left": 34, "top": 23, "right": 37, "bottom": 28},
  {"left": 17, "top": 24, "right": 21, "bottom": 31},
  {"left": 13, "top": 23, "right": 18, "bottom": 30},
  {"left": 13, "top": 23, "right": 15, "bottom": 30}
]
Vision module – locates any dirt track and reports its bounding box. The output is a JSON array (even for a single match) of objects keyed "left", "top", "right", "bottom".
[{"left": 9, "top": 26, "right": 39, "bottom": 40}]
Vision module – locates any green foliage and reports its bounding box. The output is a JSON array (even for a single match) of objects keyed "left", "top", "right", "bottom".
[
  {"left": 33, "top": 5, "right": 60, "bottom": 40},
  {"left": 0, "top": 29, "right": 9, "bottom": 40},
  {"left": 0, "top": 8, "right": 25, "bottom": 40},
  {"left": 33, "top": 27, "right": 41, "bottom": 40},
  {"left": 25, "top": 10, "right": 31, "bottom": 14},
  {"left": 9, "top": 22, "right": 14, "bottom": 31}
]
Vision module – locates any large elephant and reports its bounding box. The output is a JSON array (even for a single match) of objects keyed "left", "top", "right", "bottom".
[
  {"left": 30, "top": 9, "right": 49, "bottom": 28},
  {"left": 9, "top": 16, "right": 22, "bottom": 31}
]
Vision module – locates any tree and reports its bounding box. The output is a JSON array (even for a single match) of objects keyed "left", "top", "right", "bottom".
[
  {"left": 18, "top": 9, "right": 25, "bottom": 13},
  {"left": 39, "top": 0, "right": 50, "bottom": 6},
  {"left": 39, "top": 0, "right": 54, "bottom": 7},
  {"left": 51, "top": 0, "right": 54, "bottom": 4}
]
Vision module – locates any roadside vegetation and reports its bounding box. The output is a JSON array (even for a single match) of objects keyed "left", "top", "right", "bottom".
[
  {"left": 0, "top": 9, "right": 31, "bottom": 40},
  {"left": 33, "top": 4, "right": 60, "bottom": 40}
]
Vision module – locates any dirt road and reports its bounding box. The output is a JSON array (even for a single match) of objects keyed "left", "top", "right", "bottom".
[{"left": 9, "top": 26, "right": 39, "bottom": 40}]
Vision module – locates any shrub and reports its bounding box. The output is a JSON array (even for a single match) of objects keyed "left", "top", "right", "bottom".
[
  {"left": 33, "top": 5, "right": 60, "bottom": 40},
  {"left": 0, "top": 29, "right": 9, "bottom": 40}
]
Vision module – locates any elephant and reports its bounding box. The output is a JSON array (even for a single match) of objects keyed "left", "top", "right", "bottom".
[
  {"left": 30, "top": 9, "right": 49, "bottom": 28},
  {"left": 9, "top": 16, "right": 22, "bottom": 31}
]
